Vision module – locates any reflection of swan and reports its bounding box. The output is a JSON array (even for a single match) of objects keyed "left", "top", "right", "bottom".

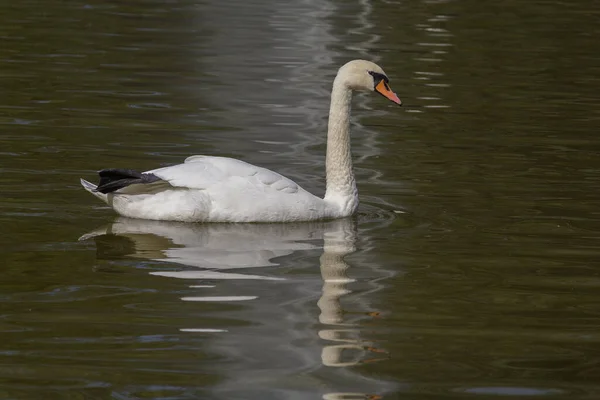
[
  {"left": 81, "top": 218, "right": 318, "bottom": 281},
  {"left": 79, "top": 60, "right": 401, "bottom": 223},
  {"left": 81, "top": 217, "right": 387, "bottom": 368},
  {"left": 82, "top": 218, "right": 329, "bottom": 280}
]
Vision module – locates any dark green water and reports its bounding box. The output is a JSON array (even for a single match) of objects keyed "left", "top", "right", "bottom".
[{"left": 2, "top": 0, "right": 600, "bottom": 399}]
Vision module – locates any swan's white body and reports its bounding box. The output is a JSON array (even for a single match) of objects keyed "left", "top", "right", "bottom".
[
  {"left": 80, "top": 60, "right": 400, "bottom": 223},
  {"left": 82, "top": 155, "right": 350, "bottom": 222}
]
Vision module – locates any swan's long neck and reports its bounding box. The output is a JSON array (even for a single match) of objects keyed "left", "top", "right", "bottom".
[{"left": 324, "top": 77, "right": 358, "bottom": 214}]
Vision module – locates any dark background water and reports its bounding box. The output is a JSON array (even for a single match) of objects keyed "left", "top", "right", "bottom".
[{"left": 1, "top": 0, "right": 600, "bottom": 399}]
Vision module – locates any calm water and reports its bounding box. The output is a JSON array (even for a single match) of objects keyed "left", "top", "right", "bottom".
[{"left": 1, "top": 0, "right": 600, "bottom": 399}]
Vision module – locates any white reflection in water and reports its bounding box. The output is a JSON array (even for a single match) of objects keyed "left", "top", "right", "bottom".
[
  {"left": 81, "top": 217, "right": 393, "bottom": 398},
  {"left": 411, "top": 6, "right": 455, "bottom": 111}
]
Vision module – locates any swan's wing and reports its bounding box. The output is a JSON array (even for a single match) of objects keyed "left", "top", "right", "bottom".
[{"left": 146, "top": 156, "right": 300, "bottom": 194}]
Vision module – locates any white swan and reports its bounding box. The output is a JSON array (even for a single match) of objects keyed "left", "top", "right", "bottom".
[{"left": 80, "top": 59, "right": 401, "bottom": 222}]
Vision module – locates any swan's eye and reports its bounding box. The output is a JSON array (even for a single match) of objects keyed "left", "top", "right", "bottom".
[{"left": 367, "top": 71, "right": 389, "bottom": 88}]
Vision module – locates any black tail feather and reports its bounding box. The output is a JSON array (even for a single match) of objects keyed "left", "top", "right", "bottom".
[{"left": 96, "top": 168, "right": 162, "bottom": 194}]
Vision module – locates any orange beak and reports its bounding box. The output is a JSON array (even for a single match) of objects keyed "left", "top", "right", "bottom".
[{"left": 375, "top": 80, "right": 402, "bottom": 105}]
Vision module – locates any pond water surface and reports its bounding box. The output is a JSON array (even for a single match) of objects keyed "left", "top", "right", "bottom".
[{"left": 1, "top": 0, "right": 600, "bottom": 399}]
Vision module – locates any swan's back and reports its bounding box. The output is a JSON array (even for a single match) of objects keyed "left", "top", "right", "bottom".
[{"left": 149, "top": 155, "right": 300, "bottom": 194}]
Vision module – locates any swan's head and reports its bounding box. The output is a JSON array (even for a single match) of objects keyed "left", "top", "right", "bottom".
[{"left": 336, "top": 59, "right": 402, "bottom": 105}]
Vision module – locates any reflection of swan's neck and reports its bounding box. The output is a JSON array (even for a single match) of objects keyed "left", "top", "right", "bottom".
[
  {"left": 324, "top": 77, "right": 357, "bottom": 213},
  {"left": 318, "top": 225, "right": 356, "bottom": 325},
  {"left": 318, "top": 251, "right": 353, "bottom": 325}
]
